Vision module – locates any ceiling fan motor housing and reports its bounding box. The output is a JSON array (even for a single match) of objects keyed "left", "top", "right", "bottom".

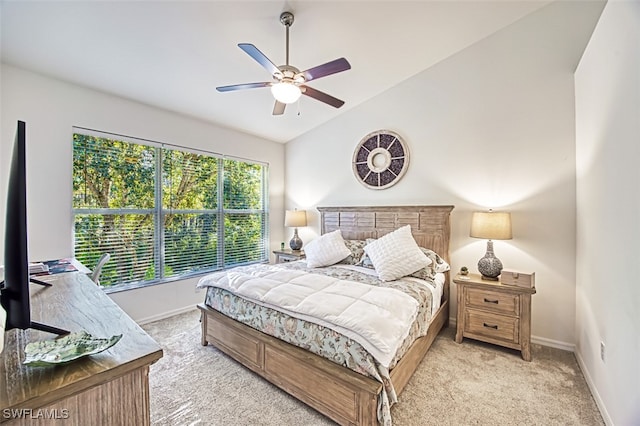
[{"left": 277, "top": 65, "right": 304, "bottom": 83}]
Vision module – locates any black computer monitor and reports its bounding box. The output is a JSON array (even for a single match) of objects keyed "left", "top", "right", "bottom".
[{"left": 1, "top": 120, "right": 68, "bottom": 335}]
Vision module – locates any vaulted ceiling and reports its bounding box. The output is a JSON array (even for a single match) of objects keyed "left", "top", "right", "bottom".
[{"left": 1, "top": 1, "right": 601, "bottom": 143}]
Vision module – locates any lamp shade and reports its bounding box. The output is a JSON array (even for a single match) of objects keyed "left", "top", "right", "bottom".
[
  {"left": 271, "top": 82, "right": 302, "bottom": 104},
  {"left": 470, "top": 211, "right": 512, "bottom": 240},
  {"left": 284, "top": 210, "right": 307, "bottom": 228}
]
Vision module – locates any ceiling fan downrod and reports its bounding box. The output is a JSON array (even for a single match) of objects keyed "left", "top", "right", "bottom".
[{"left": 280, "top": 11, "right": 294, "bottom": 66}]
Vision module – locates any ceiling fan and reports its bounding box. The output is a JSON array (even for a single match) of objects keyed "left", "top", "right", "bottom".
[{"left": 216, "top": 11, "right": 351, "bottom": 116}]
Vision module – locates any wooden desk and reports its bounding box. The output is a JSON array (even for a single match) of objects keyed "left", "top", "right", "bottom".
[{"left": 0, "top": 273, "right": 163, "bottom": 424}]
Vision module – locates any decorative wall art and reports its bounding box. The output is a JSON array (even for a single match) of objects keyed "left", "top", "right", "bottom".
[{"left": 352, "top": 130, "right": 409, "bottom": 190}]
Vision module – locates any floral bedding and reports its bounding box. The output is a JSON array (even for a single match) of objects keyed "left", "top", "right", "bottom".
[{"left": 201, "top": 261, "right": 439, "bottom": 425}]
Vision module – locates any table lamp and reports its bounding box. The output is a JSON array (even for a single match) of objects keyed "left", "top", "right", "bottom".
[
  {"left": 470, "top": 210, "right": 512, "bottom": 280},
  {"left": 284, "top": 209, "right": 307, "bottom": 251}
]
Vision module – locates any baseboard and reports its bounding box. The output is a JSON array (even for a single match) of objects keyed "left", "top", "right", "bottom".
[
  {"left": 531, "top": 335, "right": 574, "bottom": 352},
  {"left": 449, "top": 316, "right": 457, "bottom": 329},
  {"left": 448, "top": 316, "right": 575, "bottom": 351},
  {"left": 136, "top": 305, "right": 198, "bottom": 325},
  {"left": 575, "top": 351, "right": 614, "bottom": 426}
]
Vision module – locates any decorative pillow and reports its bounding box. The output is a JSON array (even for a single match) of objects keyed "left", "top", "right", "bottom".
[
  {"left": 410, "top": 248, "right": 451, "bottom": 280},
  {"left": 363, "top": 226, "right": 432, "bottom": 281},
  {"left": 356, "top": 238, "right": 377, "bottom": 269},
  {"left": 423, "top": 248, "right": 450, "bottom": 273},
  {"left": 338, "top": 239, "right": 367, "bottom": 265},
  {"left": 304, "top": 230, "right": 352, "bottom": 268}
]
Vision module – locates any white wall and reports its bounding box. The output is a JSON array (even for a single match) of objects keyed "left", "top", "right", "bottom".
[
  {"left": 0, "top": 64, "right": 285, "bottom": 323},
  {"left": 286, "top": 1, "right": 603, "bottom": 348},
  {"left": 575, "top": 1, "right": 640, "bottom": 424}
]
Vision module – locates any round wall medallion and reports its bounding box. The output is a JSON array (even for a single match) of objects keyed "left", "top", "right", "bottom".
[{"left": 352, "top": 130, "right": 409, "bottom": 190}]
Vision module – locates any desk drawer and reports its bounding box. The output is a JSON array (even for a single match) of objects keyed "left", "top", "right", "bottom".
[
  {"left": 464, "top": 310, "right": 519, "bottom": 344},
  {"left": 466, "top": 288, "right": 519, "bottom": 315}
]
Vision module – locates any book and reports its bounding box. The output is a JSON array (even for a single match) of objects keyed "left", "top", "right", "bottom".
[
  {"left": 28, "top": 262, "right": 49, "bottom": 274},
  {"left": 31, "top": 258, "right": 79, "bottom": 276},
  {"left": 43, "top": 258, "right": 78, "bottom": 274}
]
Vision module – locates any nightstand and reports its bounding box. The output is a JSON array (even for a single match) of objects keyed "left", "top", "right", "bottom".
[
  {"left": 273, "top": 249, "right": 305, "bottom": 264},
  {"left": 453, "top": 273, "right": 536, "bottom": 361}
]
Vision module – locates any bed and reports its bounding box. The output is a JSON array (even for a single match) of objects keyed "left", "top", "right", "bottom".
[{"left": 197, "top": 205, "right": 454, "bottom": 425}]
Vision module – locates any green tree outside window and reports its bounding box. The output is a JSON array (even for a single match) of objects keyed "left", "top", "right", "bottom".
[{"left": 72, "top": 132, "right": 268, "bottom": 289}]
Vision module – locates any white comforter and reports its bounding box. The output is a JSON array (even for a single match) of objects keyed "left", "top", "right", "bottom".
[{"left": 197, "top": 266, "right": 419, "bottom": 368}]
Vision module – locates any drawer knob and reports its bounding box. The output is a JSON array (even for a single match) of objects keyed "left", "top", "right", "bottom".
[
  {"left": 484, "top": 298, "right": 499, "bottom": 304},
  {"left": 483, "top": 323, "right": 499, "bottom": 330}
]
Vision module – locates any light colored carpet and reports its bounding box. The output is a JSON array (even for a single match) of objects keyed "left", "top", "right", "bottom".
[{"left": 142, "top": 309, "right": 603, "bottom": 426}]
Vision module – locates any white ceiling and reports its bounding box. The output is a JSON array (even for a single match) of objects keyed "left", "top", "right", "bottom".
[{"left": 1, "top": 1, "right": 561, "bottom": 143}]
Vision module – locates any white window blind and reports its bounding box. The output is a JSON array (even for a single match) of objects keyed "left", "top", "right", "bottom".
[{"left": 72, "top": 130, "right": 268, "bottom": 289}]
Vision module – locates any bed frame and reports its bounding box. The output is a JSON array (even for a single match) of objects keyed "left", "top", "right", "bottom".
[{"left": 198, "top": 205, "right": 454, "bottom": 425}]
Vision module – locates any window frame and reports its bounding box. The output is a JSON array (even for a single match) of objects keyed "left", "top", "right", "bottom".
[{"left": 72, "top": 127, "right": 269, "bottom": 293}]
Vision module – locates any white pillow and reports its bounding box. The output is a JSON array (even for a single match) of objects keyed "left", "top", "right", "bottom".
[
  {"left": 363, "top": 225, "right": 432, "bottom": 281},
  {"left": 304, "top": 230, "right": 352, "bottom": 268}
]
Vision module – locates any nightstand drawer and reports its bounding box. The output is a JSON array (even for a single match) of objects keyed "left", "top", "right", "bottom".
[
  {"left": 464, "top": 310, "right": 520, "bottom": 344},
  {"left": 466, "top": 288, "right": 519, "bottom": 315},
  {"left": 273, "top": 250, "right": 305, "bottom": 264},
  {"left": 278, "top": 254, "right": 300, "bottom": 262}
]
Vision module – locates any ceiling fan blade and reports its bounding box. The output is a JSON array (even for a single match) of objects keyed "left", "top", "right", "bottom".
[
  {"left": 272, "top": 101, "right": 286, "bottom": 116},
  {"left": 299, "top": 58, "right": 351, "bottom": 82},
  {"left": 301, "top": 86, "right": 345, "bottom": 108},
  {"left": 216, "top": 82, "right": 271, "bottom": 92},
  {"left": 238, "top": 43, "right": 281, "bottom": 76}
]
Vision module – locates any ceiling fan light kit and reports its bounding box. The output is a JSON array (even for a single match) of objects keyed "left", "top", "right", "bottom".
[
  {"left": 216, "top": 11, "right": 350, "bottom": 115},
  {"left": 271, "top": 79, "right": 302, "bottom": 104},
  {"left": 271, "top": 82, "right": 301, "bottom": 104}
]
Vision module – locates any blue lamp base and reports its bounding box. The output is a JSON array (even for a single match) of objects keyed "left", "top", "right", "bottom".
[{"left": 289, "top": 228, "right": 303, "bottom": 251}]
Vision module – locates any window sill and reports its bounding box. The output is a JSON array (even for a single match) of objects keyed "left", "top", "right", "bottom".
[{"left": 101, "top": 260, "right": 268, "bottom": 294}]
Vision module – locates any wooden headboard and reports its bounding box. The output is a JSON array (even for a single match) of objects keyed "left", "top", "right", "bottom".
[
  {"left": 317, "top": 205, "right": 455, "bottom": 304},
  {"left": 317, "top": 205, "right": 454, "bottom": 262}
]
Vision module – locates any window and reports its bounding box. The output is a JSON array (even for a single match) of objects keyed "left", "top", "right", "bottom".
[{"left": 72, "top": 129, "right": 268, "bottom": 290}]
